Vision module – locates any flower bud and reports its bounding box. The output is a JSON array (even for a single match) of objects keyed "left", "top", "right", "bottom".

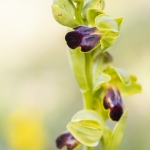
[
  {"left": 65, "top": 26, "right": 101, "bottom": 52},
  {"left": 103, "top": 86, "right": 123, "bottom": 121},
  {"left": 56, "top": 130, "right": 80, "bottom": 150}
]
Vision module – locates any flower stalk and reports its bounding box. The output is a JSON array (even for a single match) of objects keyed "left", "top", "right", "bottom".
[{"left": 52, "top": 0, "right": 142, "bottom": 150}]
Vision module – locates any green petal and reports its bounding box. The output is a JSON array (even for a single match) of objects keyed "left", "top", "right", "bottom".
[
  {"left": 95, "top": 14, "right": 119, "bottom": 33},
  {"left": 53, "top": 0, "right": 75, "bottom": 16},
  {"left": 104, "top": 66, "right": 131, "bottom": 86},
  {"left": 104, "top": 111, "right": 128, "bottom": 150},
  {"left": 67, "top": 110, "right": 104, "bottom": 147},
  {"left": 52, "top": 5, "right": 79, "bottom": 28},
  {"left": 94, "top": 72, "right": 111, "bottom": 91},
  {"left": 87, "top": 9, "right": 105, "bottom": 26},
  {"left": 68, "top": 47, "right": 89, "bottom": 92}
]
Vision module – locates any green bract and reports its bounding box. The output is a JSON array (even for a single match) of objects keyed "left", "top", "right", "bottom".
[
  {"left": 67, "top": 110, "right": 104, "bottom": 147},
  {"left": 53, "top": 0, "right": 75, "bottom": 16},
  {"left": 68, "top": 47, "right": 89, "bottom": 92},
  {"left": 103, "top": 111, "right": 128, "bottom": 150}
]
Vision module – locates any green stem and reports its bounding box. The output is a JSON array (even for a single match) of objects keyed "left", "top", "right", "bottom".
[
  {"left": 83, "top": 89, "right": 93, "bottom": 109},
  {"left": 83, "top": 52, "right": 94, "bottom": 150},
  {"left": 82, "top": 52, "right": 93, "bottom": 109},
  {"left": 85, "top": 52, "right": 93, "bottom": 90}
]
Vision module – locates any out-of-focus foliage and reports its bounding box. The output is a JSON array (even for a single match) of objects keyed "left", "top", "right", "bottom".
[
  {"left": 0, "top": 0, "right": 150, "bottom": 150},
  {"left": 4, "top": 109, "right": 48, "bottom": 150}
]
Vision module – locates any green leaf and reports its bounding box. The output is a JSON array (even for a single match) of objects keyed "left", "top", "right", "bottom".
[
  {"left": 104, "top": 66, "right": 131, "bottom": 86},
  {"left": 94, "top": 72, "right": 111, "bottom": 91},
  {"left": 53, "top": 0, "right": 75, "bottom": 16},
  {"left": 82, "top": 0, "right": 100, "bottom": 19},
  {"left": 68, "top": 47, "right": 89, "bottom": 92},
  {"left": 67, "top": 110, "right": 104, "bottom": 147},
  {"left": 95, "top": 14, "right": 119, "bottom": 33},
  {"left": 104, "top": 111, "right": 128, "bottom": 150},
  {"left": 114, "top": 17, "right": 123, "bottom": 30},
  {"left": 52, "top": 5, "right": 79, "bottom": 28},
  {"left": 87, "top": 9, "right": 105, "bottom": 26}
]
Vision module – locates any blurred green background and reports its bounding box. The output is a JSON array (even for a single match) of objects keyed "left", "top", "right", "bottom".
[{"left": 0, "top": 0, "right": 150, "bottom": 149}]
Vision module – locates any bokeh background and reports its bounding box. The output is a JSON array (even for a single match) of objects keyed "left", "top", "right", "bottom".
[{"left": 0, "top": 0, "right": 149, "bottom": 149}]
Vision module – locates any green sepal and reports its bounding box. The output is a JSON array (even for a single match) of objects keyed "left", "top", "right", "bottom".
[
  {"left": 104, "top": 111, "right": 128, "bottom": 150},
  {"left": 67, "top": 110, "right": 104, "bottom": 147},
  {"left": 117, "top": 76, "right": 142, "bottom": 97},
  {"left": 114, "top": 17, "right": 123, "bottom": 30},
  {"left": 82, "top": 0, "right": 100, "bottom": 19},
  {"left": 53, "top": 0, "right": 75, "bottom": 16},
  {"left": 67, "top": 47, "right": 89, "bottom": 92},
  {"left": 94, "top": 72, "right": 111, "bottom": 91},
  {"left": 104, "top": 31, "right": 119, "bottom": 37},
  {"left": 52, "top": 5, "right": 79, "bottom": 28},
  {"left": 87, "top": 9, "right": 105, "bottom": 26},
  {"left": 95, "top": 14, "right": 119, "bottom": 33},
  {"left": 104, "top": 66, "right": 131, "bottom": 86}
]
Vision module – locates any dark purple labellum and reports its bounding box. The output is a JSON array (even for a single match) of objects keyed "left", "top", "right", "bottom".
[
  {"left": 65, "top": 26, "right": 101, "bottom": 52},
  {"left": 65, "top": 31, "right": 83, "bottom": 49},
  {"left": 56, "top": 130, "right": 80, "bottom": 150},
  {"left": 103, "top": 86, "right": 124, "bottom": 121}
]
